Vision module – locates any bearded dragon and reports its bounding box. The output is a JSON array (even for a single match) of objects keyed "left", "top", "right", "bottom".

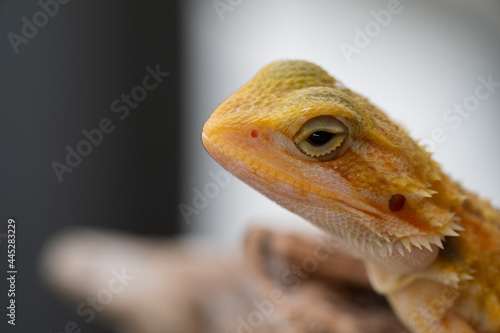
[{"left": 201, "top": 60, "right": 500, "bottom": 333}]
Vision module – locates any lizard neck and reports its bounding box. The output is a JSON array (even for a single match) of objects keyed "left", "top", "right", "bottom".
[{"left": 446, "top": 188, "right": 500, "bottom": 257}]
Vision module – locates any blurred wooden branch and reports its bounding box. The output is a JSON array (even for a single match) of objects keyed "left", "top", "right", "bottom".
[{"left": 40, "top": 227, "right": 407, "bottom": 333}]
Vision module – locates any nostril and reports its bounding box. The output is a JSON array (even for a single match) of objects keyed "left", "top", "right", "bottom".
[
  {"left": 389, "top": 194, "right": 406, "bottom": 212},
  {"left": 251, "top": 129, "right": 259, "bottom": 138}
]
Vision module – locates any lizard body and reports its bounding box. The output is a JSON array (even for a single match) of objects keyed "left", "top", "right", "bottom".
[{"left": 202, "top": 60, "right": 500, "bottom": 333}]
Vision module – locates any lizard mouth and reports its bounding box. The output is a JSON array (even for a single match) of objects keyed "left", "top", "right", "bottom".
[{"left": 203, "top": 123, "right": 394, "bottom": 232}]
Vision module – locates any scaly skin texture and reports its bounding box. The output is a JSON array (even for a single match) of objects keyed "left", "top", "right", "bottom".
[{"left": 201, "top": 60, "right": 500, "bottom": 333}]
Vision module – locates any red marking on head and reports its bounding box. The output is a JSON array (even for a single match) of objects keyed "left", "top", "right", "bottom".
[{"left": 251, "top": 129, "right": 259, "bottom": 138}]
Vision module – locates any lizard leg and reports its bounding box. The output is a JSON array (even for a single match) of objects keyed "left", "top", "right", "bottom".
[{"left": 387, "top": 279, "right": 476, "bottom": 333}]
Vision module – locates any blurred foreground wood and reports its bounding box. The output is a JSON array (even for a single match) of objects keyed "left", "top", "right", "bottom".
[{"left": 40, "top": 228, "right": 407, "bottom": 333}]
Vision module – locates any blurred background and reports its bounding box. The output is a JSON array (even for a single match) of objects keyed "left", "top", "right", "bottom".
[{"left": 0, "top": 0, "right": 499, "bottom": 331}]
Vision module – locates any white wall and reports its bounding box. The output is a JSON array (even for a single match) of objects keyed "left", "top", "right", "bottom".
[{"left": 180, "top": 0, "right": 500, "bottom": 245}]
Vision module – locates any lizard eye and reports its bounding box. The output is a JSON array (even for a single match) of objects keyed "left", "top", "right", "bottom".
[{"left": 293, "top": 116, "right": 349, "bottom": 161}]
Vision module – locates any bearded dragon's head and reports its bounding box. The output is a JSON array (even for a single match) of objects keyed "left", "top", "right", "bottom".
[{"left": 202, "top": 60, "right": 463, "bottom": 273}]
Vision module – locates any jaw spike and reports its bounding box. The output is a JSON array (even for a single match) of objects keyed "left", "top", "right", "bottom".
[
  {"left": 386, "top": 243, "right": 394, "bottom": 256},
  {"left": 381, "top": 233, "right": 391, "bottom": 243},
  {"left": 422, "top": 211, "right": 434, "bottom": 220},
  {"left": 460, "top": 273, "right": 474, "bottom": 281},
  {"left": 409, "top": 237, "right": 423, "bottom": 250},
  {"left": 401, "top": 238, "right": 412, "bottom": 252},
  {"left": 451, "top": 221, "right": 465, "bottom": 231},
  {"left": 428, "top": 172, "right": 442, "bottom": 181},
  {"left": 442, "top": 227, "right": 460, "bottom": 237},
  {"left": 429, "top": 235, "right": 444, "bottom": 249},
  {"left": 409, "top": 186, "right": 434, "bottom": 198},
  {"left": 395, "top": 242, "right": 405, "bottom": 256},
  {"left": 429, "top": 218, "right": 444, "bottom": 227},
  {"left": 420, "top": 238, "right": 433, "bottom": 252}
]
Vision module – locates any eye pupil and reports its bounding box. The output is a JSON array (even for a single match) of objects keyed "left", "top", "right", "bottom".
[{"left": 307, "top": 131, "right": 334, "bottom": 147}]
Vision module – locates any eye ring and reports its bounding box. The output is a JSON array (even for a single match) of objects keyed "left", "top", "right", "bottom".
[{"left": 293, "top": 116, "right": 349, "bottom": 161}]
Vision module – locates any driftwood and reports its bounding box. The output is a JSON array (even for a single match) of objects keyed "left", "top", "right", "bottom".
[{"left": 40, "top": 227, "right": 407, "bottom": 333}]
